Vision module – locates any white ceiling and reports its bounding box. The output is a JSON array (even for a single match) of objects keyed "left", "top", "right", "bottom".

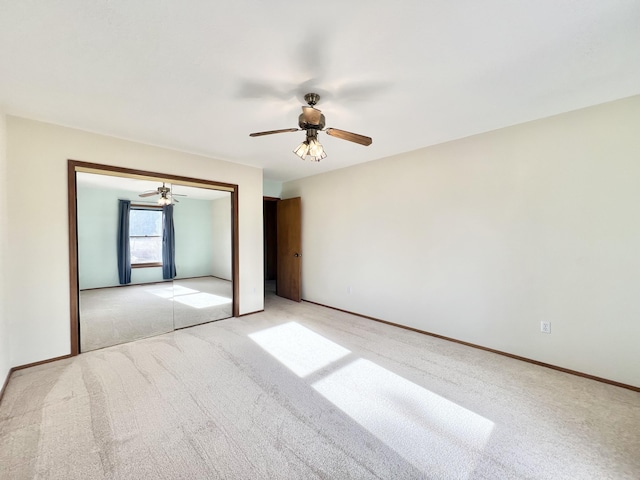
[{"left": 1, "top": 1, "right": 639, "bottom": 182}]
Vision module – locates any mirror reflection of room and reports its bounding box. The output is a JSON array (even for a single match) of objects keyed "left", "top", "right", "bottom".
[
  {"left": 76, "top": 172, "right": 232, "bottom": 352},
  {"left": 170, "top": 183, "right": 233, "bottom": 330}
]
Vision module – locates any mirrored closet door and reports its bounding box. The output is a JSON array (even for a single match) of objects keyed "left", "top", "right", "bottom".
[
  {"left": 170, "top": 183, "right": 233, "bottom": 330},
  {"left": 73, "top": 166, "right": 236, "bottom": 352}
]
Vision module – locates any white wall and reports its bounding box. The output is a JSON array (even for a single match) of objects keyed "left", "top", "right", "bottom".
[
  {"left": 211, "top": 195, "right": 232, "bottom": 280},
  {"left": 5, "top": 117, "right": 264, "bottom": 367},
  {"left": 282, "top": 95, "right": 640, "bottom": 388},
  {"left": 0, "top": 113, "right": 10, "bottom": 385}
]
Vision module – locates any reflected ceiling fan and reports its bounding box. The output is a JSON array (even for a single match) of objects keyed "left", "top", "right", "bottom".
[
  {"left": 249, "top": 93, "right": 372, "bottom": 162},
  {"left": 139, "top": 183, "right": 186, "bottom": 205}
]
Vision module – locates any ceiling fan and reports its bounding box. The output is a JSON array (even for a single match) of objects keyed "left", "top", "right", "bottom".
[
  {"left": 249, "top": 93, "right": 372, "bottom": 162},
  {"left": 139, "top": 183, "right": 186, "bottom": 205}
]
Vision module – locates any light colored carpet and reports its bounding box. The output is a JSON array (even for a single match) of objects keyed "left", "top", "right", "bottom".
[
  {"left": 172, "top": 277, "right": 233, "bottom": 330},
  {"left": 79, "top": 277, "right": 232, "bottom": 352},
  {"left": 2, "top": 292, "right": 639, "bottom": 479}
]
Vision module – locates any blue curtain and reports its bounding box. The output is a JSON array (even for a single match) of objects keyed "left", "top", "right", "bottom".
[
  {"left": 117, "top": 199, "right": 132, "bottom": 284},
  {"left": 162, "top": 204, "right": 177, "bottom": 279}
]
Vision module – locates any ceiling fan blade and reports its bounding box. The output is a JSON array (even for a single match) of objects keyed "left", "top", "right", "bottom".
[
  {"left": 301, "top": 106, "right": 322, "bottom": 125},
  {"left": 250, "top": 128, "right": 299, "bottom": 137},
  {"left": 172, "top": 197, "right": 180, "bottom": 203},
  {"left": 325, "top": 128, "right": 372, "bottom": 146},
  {"left": 171, "top": 193, "right": 187, "bottom": 197},
  {"left": 139, "top": 191, "right": 159, "bottom": 197}
]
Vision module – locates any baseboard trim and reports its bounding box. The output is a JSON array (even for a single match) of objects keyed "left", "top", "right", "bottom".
[
  {"left": 0, "top": 354, "right": 74, "bottom": 406},
  {"left": 208, "top": 275, "right": 233, "bottom": 282},
  {"left": 13, "top": 354, "right": 74, "bottom": 372},
  {"left": 0, "top": 367, "right": 13, "bottom": 404},
  {"left": 303, "top": 300, "right": 640, "bottom": 393}
]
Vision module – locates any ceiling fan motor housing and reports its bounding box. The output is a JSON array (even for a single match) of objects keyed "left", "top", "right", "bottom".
[{"left": 298, "top": 112, "right": 325, "bottom": 130}]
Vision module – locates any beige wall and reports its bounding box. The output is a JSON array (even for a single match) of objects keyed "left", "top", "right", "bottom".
[
  {"left": 5, "top": 116, "right": 264, "bottom": 367},
  {"left": 282, "top": 95, "right": 640, "bottom": 388},
  {"left": 0, "top": 113, "right": 9, "bottom": 384}
]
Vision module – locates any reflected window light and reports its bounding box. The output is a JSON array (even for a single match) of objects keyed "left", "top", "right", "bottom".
[
  {"left": 172, "top": 286, "right": 199, "bottom": 296},
  {"left": 145, "top": 285, "right": 201, "bottom": 299},
  {"left": 312, "top": 359, "right": 494, "bottom": 476},
  {"left": 249, "top": 322, "right": 351, "bottom": 377},
  {"left": 144, "top": 286, "right": 175, "bottom": 299},
  {"left": 172, "top": 292, "right": 232, "bottom": 309}
]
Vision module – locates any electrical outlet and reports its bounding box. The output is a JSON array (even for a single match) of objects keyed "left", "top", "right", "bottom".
[
  {"left": 347, "top": 286, "right": 352, "bottom": 294},
  {"left": 541, "top": 321, "right": 551, "bottom": 334}
]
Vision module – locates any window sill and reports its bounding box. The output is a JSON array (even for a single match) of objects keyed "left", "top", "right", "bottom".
[{"left": 131, "top": 262, "right": 163, "bottom": 269}]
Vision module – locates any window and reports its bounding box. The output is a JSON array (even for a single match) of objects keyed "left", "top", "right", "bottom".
[{"left": 129, "top": 206, "right": 163, "bottom": 267}]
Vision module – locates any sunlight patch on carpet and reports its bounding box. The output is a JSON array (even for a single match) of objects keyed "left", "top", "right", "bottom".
[
  {"left": 249, "top": 321, "right": 494, "bottom": 476},
  {"left": 312, "top": 358, "right": 494, "bottom": 476},
  {"left": 249, "top": 322, "right": 351, "bottom": 377}
]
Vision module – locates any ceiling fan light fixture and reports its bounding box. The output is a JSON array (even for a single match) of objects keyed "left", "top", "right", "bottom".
[
  {"left": 309, "top": 150, "right": 326, "bottom": 162},
  {"left": 293, "top": 138, "right": 326, "bottom": 162},
  {"left": 308, "top": 137, "right": 324, "bottom": 157},
  {"left": 293, "top": 141, "right": 310, "bottom": 159},
  {"left": 293, "top": 129, "right": 326, "bottom": 162},
  {"left": 158, "top": 194, "right": 172, "bottom": 205}
]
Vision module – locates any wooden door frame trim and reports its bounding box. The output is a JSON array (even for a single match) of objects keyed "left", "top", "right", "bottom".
[{"left": 67, "top": 159, "right": 240, "bottom": 356}]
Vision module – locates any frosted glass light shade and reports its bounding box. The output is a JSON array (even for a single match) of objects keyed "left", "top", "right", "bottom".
[{"left": 293, "top": 136, "right": 326, "bottom": 161}]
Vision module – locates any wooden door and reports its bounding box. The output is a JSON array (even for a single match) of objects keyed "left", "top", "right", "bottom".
[{"left": 277, "top": 197, "right": 302, "bottom": 301}]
